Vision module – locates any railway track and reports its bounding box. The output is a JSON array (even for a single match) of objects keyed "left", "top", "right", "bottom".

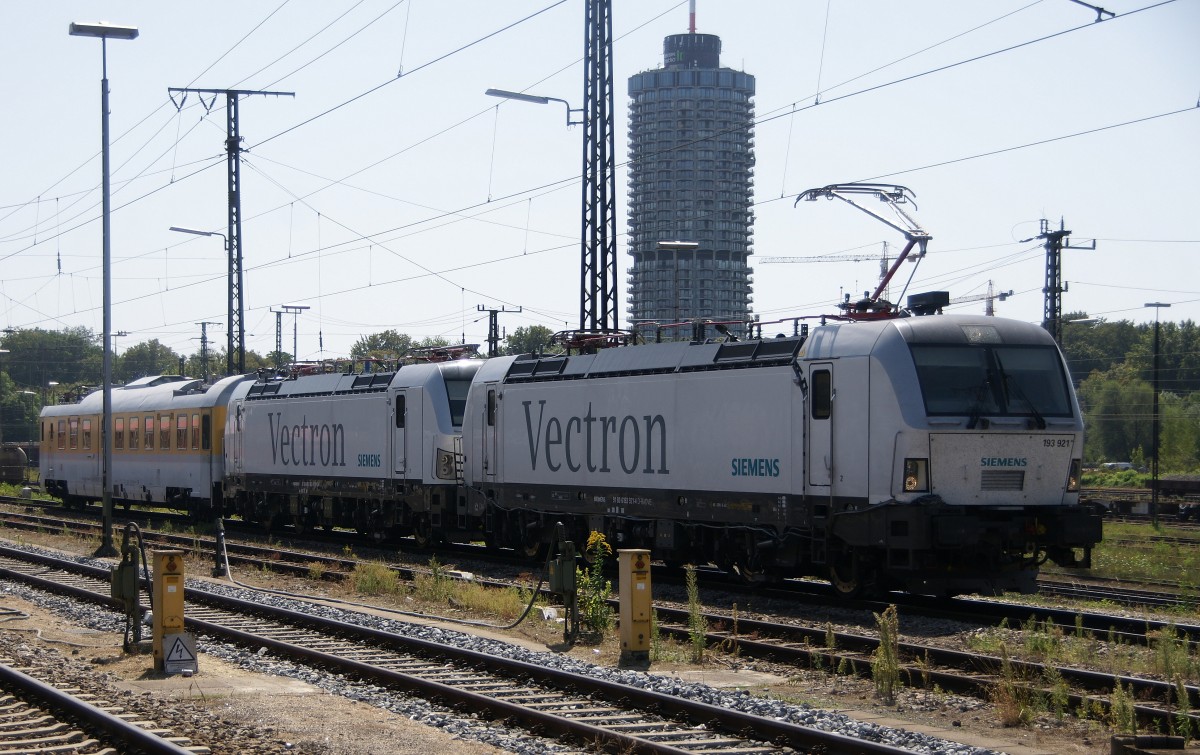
[
  {"left": 0, "top": 641, "right": 203, "bottom": 754},
  {"left": 6, "top": 504, "right": 1197, "bottom": 638},
  {"left": 652, "top": 604, "right": 1200, "bottom": 733},
  {"left": 5, "top": 505, "right": 1200, "bottom": 740},
  {"left": 0, "top": 543, "right": 937, "bottom": 755}
]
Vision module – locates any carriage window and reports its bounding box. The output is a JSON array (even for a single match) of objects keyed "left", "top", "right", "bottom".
[
  {"left": 145, "top": 417, "right": 155, "bottom": 450},
  {"left": 58, "top": 420, "right": 66, "bottom": 450},
  {"left": 160, "top": 415, "right": 171, "bottom": 450},
  {"left": 191, "top": 414, "right": 200, "bottom": 450},
  {"left": 395, "top": 395, "right": 406, "bottom": 428},
  {"left": 82, "top": 419, "right": 92, "bottom": 450},
  {"left": 115, "top": 417, "right": 125, "bottom": 450},
  {"left": 487, "top": 389, "right": 497, "bottom": 427},
  {"left": 812, "top": 370, "right": 831, "bottom": 420},
  {"left": 201, "top": 415, "right": 211, "bottom": 450},
  {"left": 177, "top": 415, "right": 188, "bottom": 449},
  {"left": 69, "top": 418, "right": 79, "bottom": 449},
  {"left": 129, "top": 416, "right": 140, "bottom": 450}
]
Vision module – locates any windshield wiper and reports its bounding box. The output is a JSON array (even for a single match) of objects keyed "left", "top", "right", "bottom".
[{"left": 994, "top": 353, "right": 1046, "bottom": 429}]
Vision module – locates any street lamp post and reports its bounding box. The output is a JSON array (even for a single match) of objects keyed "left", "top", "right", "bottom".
[
  {"left": 70, "top": 20, "right": 139, "bottom": 558},
  {"left": 1144, "top": 302, "right": 1171, "bottom": 526},
  {"left": 46, "top": 382, "right": 60, "bottom": 405},
  {"left": 485, "top": 88, "right": 583, "bottom": 126},
  {"left": 169, "top": 227, "right": 234, "bottom": 373},
  {"left": 279, "top": 305, "right": 310, "bottom": 365}
]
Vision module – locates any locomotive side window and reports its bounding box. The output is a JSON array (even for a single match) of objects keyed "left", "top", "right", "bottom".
[
  {"left": 812, "top": 370, "right": 832, "bottom": 420},
  {"left": 115, "top": 417, "right": 125, "bottom": 450},
  {"left": 145, "top": 417, "right": 155, "bottom": 450},
  {"left": 129, "top": 416, "right": 140, "bottom": 450},
  {"left": 909, "top": 344, "right": 1072, "bottom": 417},
  {"left": 395, "top": 395, "right": 406, "bottom": 428},
  {"left": 487, "top": 389, "right": 497, "bottom": 427}
]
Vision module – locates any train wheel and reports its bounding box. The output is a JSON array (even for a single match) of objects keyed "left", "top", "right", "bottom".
[
  {"left": 733, "top": 560, "right": 776, "bottom": 585},
  {"left": 412, "top": 515, "right": 440, "bottom": 549},
  {"left": 829, "top": 557, "right": 865, "bottom": 599}
]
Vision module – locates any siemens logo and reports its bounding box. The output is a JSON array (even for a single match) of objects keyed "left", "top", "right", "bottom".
[
  {"left": 981, "top": 457, "right": 1027, "bottom": 467},
  {"left": 357, "top": 454, "right": 382, "bottom": 468},
  {"left": 731, "top": 458, "right": 780, "bottom": 477}
]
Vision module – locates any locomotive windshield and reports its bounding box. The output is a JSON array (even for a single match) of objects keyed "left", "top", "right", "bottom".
[
  {"left": 444, "top": 376, "right": 472, "bottom": 427},
  {"left": 909, "top": 344, "right": 1073, "bottom": 418}
]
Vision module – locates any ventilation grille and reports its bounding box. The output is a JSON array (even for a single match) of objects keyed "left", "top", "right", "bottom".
[{"left": 981, "top": 470, "right": 1025, "bottom": 491}]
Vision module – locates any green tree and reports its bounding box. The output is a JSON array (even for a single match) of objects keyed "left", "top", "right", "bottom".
[
  {"left": 350, "top": 330, "right": 413, "bottom": 360},
  {"left": 1077, "top": 366, "right": 1152, "bottom": 463},
  {"left": 1059, "top": 312, "right": 1141, "bottom": 386},
  {"left": 0, "top": 371, "right": 40, "bottom": 443},
  {"left": 115, "top": 339, "right": 182, "bottom": 382},
  {"left": 1160, "top": 391, "right": 1200, "bottom": 471},
  {"left": 0, "top": 326, "right": 101, "bottom": 388},
  {"left": 503, "top": 325, "right": 559, "bottom": 356}
]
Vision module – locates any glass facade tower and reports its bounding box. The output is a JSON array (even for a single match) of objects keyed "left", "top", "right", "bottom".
[{"left": 626, "top": 33, "right": 756, "bottom": 337}]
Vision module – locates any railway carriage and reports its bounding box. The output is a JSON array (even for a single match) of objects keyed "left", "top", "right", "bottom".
[
  {"left": 222, "top": 360, "right": 481, "bottom": 542},
  {"left": 462, "top": 313, "right": 1101, "bottom": 596},
  {"left": 40, "top": 374, "right": 250, "bottom": 514}
]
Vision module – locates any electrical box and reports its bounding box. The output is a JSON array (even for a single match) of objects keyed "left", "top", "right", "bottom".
[
  {"left": 549, "top": 540, "right": 577, "bottom": 596},
  {"left": 618, "top": 549, "right": 652, "bottom": 666},
  {"left": 152, "top": 550, "right": 193, "bottom": 674}
]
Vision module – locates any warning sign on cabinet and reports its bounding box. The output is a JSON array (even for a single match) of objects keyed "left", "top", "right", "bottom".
[{"left": 163, "top": 633, "right": 198, "bottom": 674}]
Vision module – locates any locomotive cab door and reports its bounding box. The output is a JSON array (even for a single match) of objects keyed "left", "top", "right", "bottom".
[
  {"left": 482, "top": 385, "right": 498, "bottom": 481},
  {"left": 391, "top": 390, "right": 407, "bottom": 478},
  {"left": 227, "top": 401, "right": 244, "bottom": 477},
  {"left": 807, "top": 364, "right": 833, "bottom": 488}
]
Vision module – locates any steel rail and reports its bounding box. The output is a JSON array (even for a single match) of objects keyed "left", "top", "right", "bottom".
[
  {"left": 0, "top": 545, "right": 914, "bottom": 755},
  {"left": 0, "top": 659, "right": 196, "bottom": 755}
]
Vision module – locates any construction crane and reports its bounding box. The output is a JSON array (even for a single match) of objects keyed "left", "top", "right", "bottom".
[
  {"left": 949, "top": 280, "right": 1012, "bottom": 316},
  {"left": 760, "top": 242, "right": 892, "bottom": 280}
]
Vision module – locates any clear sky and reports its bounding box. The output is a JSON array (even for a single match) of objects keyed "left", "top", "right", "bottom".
[{"left": 2, "top": 0, "right": 1197, "bottom": 363}]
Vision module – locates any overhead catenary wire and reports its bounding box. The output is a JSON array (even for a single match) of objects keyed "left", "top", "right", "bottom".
[{"left": 4, "top": 0, "right": 1195, "bottom": 348}]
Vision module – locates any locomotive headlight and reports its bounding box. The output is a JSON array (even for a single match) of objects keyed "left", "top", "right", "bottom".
[
  {"left": 1066, "top": 459, "right": 1081, "bottom": 492},
  {"left": 903, "top": 458, "right": 929, "bottom": 493},
  {"left": 436, "top": 449, "right": 456, "bottom": 480}
]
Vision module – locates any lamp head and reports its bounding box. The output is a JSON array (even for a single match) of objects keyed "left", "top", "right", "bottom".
[{"left": 69, "top": 22, "right": 139, "bottom": 40}]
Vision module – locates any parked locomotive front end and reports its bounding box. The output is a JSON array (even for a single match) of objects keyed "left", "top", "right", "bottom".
[{"left": 823, "top": 314, "right": 1102, "bottom": 596}]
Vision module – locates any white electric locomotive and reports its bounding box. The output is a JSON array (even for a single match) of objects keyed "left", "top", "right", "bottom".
[
  {"left": 41, "top": 374, "right": 251, "bottom": 514},
  {"left": 222, "top": 360, "right": 481, "bottom": 542},
  {"left": 461, "top": 312, "right": 1100, "bottom": 596}
]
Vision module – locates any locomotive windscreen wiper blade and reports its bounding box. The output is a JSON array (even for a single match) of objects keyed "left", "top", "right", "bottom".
[{"left": 994, "top": 354, "right": 1046, "bottom": 429}]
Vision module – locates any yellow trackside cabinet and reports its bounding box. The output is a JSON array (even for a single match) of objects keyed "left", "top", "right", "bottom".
[
  {"left": 618, "top": 549, "right": 652, "bottom": 666},
  {"left": 152, "top": 550, "right": 187, "bottom": 673}
]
